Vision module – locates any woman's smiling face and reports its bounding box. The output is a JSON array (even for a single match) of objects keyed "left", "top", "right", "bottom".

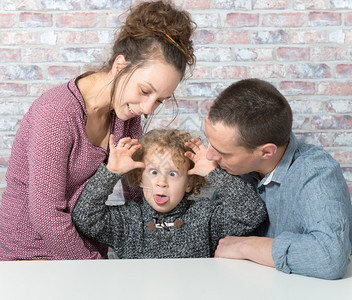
[{"left": 112, "top": 59, "right": 182, "bottom": 120}]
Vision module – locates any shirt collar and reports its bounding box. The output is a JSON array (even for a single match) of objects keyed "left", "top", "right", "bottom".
[
  {"left": 67, "top": 76, "right": 88, "bottom": 118},
  {"left": 261, "top": 132, "right": 297, "bottom": 185}
]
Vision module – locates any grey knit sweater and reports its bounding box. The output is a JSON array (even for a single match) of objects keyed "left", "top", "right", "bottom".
[{"left": 72, "top": 164, "right": 267, "bottom": 258}]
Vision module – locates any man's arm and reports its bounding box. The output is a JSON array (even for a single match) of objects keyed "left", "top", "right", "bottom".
[{"left": 214, "top": 236, "right": 275, "bottom": 268}]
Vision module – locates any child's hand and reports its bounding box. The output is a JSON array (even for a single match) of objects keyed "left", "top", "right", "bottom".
[
  {"left": 184, "top": 138, "right": 218, "bottom": 177},
  {"left": 107, "top": 135, "right": 145, "bottom": 175}
]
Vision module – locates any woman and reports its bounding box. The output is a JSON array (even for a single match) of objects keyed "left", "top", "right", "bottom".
[{"left": 0, "top": 0, "right": 196, "bottom": 260}]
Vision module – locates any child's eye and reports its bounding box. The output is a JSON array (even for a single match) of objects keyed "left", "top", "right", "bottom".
[
  {"left": 149, "top": 169, "right": 158, "bottom": 175},
  {"left": 169, "top": 171, "right": 178, "bottom": 177},
  {"left": 141, "top": 89, "right": 149, "bottom": 95}
]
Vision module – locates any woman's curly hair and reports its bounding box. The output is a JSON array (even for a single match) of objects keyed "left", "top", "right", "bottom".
[
  {"left": 124, "top": 129, "right": 207, "bottom": 195},
  {"left": 105, "top": 0, "right": 196, "bottom": 77}
]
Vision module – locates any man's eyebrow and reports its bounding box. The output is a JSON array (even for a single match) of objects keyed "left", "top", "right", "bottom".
[{"left": 210, "top": 144, "right": 227, "bottom": 155}]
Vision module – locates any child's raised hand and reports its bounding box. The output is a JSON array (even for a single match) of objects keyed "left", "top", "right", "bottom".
[
  {"left": 184, "top": 138, "right": 218, "bottom": 177},
  {"left": 107, "top": 135, "right": 145, "bottom": 175}
]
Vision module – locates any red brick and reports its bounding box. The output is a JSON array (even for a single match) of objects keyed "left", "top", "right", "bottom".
[
  {"left": 277, "top": 47, "right": 309, "bottom": 60},
  {"left": 254, "top": 0, "right": 289, "bottom": 9},
  {"left": 287, "top": 64, "right": 331, "bottom": 79},
  {"left": 248, "top": 64, "right": 285, "bottom": 78},
  {"left": 311, "top": 115, "right": 352, "bottom": 130},
  {"left": 326, "top": 99, "right": 352, "bottom": 113},
  {"left": 309, "top": 12, "right": 341, "bottom": 26},
  {"left": 182, "top": 0, "right": 211, "bottom": 9},
  {"left": 56, "top": 13, "right": 98, "bottom": 28},
  {"left": 0, "top": 13, "right": 16, "bottom": 28},
  {"left": 164, "top": 99, "right": 198, "bottom": 114},
  {"left": 336, "top": 64, "right": 352, "bottom": 77},
  {"left": 212, "top": 66, "right": 247, "bottom": 79},
  {"left": 22, "top": 48, "right": 59, "bottom": 63},
  {"left": 216, "top": 30, "right": 249, "bottom": 44},
  {"left": 57, "top": 31, "right": 85, "bottom": 44},
  {"left": 329, "top": 150, "right": 352, "bottom": 165},
  {"left": 192, "top": 66, "right": 211, "bottom": 79},
  {"left": 193, "top": 30, "right": 215, "bottom": 44},
  {"left": 262, "top": 13, "right": 305, "bottom": 27},
  {"left": 225, "top": 13, "right": 258, "bottom": 27},
  {"left": 290, "top": 30, "right": 326, "bottom": 44},
  {"left": 0, "top": 83, "right": 27, "bottom": 97},
  {"left": 0, "top": 66, "right": 43, "bottom": 81},
  {"left": 0, "top": 48, "right": 20, "bottom": 62},
  {"left": 234, "top": 48, "right": 273, "bottom": 61},
  {"left": 279, "top": 81, "right": 315, "bottom": 95},
  {"left": 253, "top": 30, "right": 289, "bottom": 44},
  {"left": 294, "top": 131, "right": 333, "bottom": 147},
  {"left": 19, "top": 12, "right": 52, "bottom": 27},
  {"left": 1, "top": 32, "right": 37, "bottom": 45},
  {"left": 48, "top": 66, "right": 80, "bottom": 80},
  {"left": 294, "top": 0, "right": 328, "bottom": 9},
  {"left": 29, "top": 84, "right": 57, "bottom": 97},
  {"left": 311, "top": 46, "right": 347, "bottom": 61},
  {"left": 346, "top": 12, "right": 352, "bottom": 25},
  {"left": 318, "top": 82, "right": 352, "bottom": 95}
]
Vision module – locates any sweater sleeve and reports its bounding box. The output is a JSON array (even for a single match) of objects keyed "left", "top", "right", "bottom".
[
  {"left": 27, "top": 104, "right": 102, "bottom": 259},
  {"left": 206, "top": 167, "right": 267, "bottom": 253},
  {"left": 72, "top": 163, "right": 127, "bottom": 248}
]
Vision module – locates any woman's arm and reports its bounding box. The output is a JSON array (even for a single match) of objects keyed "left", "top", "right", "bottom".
[{"left": 28, "top": 105, "right": 102, "bottom": 259}]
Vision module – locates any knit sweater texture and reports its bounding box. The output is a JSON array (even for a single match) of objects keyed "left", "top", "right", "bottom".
[
  {"left": 72, "top": 164, "right": 267, "bottom": 258},
  {"left": 0, "top": 77, "right": 142, "bottom": 260}
]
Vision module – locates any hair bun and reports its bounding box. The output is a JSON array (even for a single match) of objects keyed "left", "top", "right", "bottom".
[{"left": 119, "top": 1, "right": 196, "bottom": 66}]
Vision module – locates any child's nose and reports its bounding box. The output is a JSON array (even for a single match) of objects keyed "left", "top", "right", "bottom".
[{"left": 156, "top": 175, "right": 168, "bottom": 187}]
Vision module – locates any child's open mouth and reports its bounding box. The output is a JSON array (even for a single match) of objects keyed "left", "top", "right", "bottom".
[{"left": 154, "top": 194, "right": 169, "bottom": 205}]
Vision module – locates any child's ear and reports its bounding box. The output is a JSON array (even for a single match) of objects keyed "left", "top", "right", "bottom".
[{"left": 185, "top": 176, "right": 194, "bottom": 193}]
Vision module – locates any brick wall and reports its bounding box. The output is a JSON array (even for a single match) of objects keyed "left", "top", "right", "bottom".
[{"left": 0, "top": 0, "right": 351, "bottom": 199}]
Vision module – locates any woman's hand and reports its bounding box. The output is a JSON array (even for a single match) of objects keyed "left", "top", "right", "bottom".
[
  {"left": 106, "top": 135, "right": 145, "bottom": 175},
  {"left": 184, "top": 138, "right": 218, "bottom": 177}
]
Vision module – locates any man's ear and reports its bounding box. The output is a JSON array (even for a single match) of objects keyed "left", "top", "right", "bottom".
[
  {"left": 258, "top": 143, "right": 277, "bottom": 160},
  {"left": 111, "top": 55, "right": 127, "bottom": 76}
]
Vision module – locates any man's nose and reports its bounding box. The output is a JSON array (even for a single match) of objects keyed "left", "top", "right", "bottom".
[{"left": 206, "top": 145, "right": 220, "bottom": 161}]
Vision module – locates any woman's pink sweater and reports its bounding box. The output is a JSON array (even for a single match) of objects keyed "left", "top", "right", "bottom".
[{"left": 0, "top": 77, "right": 142, "bottom": 260}]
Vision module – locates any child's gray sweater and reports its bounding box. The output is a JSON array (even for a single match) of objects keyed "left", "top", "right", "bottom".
[{"left": 72, "top": 164, "right": 267, "bottom": 258}]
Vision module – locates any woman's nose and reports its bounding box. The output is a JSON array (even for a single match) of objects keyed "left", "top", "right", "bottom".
[{"left": 140, "top": 97, "right": 160, "bottom": 115}]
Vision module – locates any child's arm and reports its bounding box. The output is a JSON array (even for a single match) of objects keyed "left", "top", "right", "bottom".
[
  {"left": 72, "top": 163, "right": 127, "bottom": 248},
  {"left": 206, "top": 167, "right": 267, "bottom": 253},
  {"left": 73, "top": 136, "right": 144, "bottom": 249}
]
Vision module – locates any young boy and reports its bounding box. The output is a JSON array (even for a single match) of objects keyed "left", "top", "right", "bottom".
[{"left": 72, "top": 129, "right": 267, "bottom": 258}]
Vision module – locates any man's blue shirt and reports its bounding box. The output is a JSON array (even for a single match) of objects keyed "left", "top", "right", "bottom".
[{"left": 243, "top": 132, "right": 352, "bottom": 279}]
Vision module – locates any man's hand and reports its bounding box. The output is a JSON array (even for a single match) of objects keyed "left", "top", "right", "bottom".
[
  {"left": 184, "top": 138, "right": 218, "bottom": 177},
  {"left": 215, "top": 236, "right": 275, "bottom": 268},
  {"left": 107, "top": 135, "right": 145, "bottom": 175}
]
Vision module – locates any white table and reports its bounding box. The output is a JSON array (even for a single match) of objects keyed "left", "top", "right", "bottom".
[{"left": 0, "top": 258, "right": 351, "bottom": 300}]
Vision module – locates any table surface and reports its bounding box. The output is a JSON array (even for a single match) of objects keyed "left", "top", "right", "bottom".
[{"left": 0, "top": 257, "right": 351, "bottom": 300}]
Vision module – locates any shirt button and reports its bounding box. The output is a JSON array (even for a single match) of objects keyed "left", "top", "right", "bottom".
[{"left": 258, "top": 187, "right": 264, "bottom": 194}]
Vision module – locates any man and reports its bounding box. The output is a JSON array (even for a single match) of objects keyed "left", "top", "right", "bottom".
[{"left": 188, "top": 79, "right": 352, "bottom": 279}]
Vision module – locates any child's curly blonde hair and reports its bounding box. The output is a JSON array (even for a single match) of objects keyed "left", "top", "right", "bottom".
[{"left": 124, "top": 129, "right": 207, "bottom": 195}]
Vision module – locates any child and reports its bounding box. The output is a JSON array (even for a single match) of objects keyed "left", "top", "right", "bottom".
[{"left": 72, "top": 129, "right": 267, "bottom": 258}]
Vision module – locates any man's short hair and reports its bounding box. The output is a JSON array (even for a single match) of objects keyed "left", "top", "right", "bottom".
[{"left": 208, "top": 78, "right": 292, "bottom": 150}]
